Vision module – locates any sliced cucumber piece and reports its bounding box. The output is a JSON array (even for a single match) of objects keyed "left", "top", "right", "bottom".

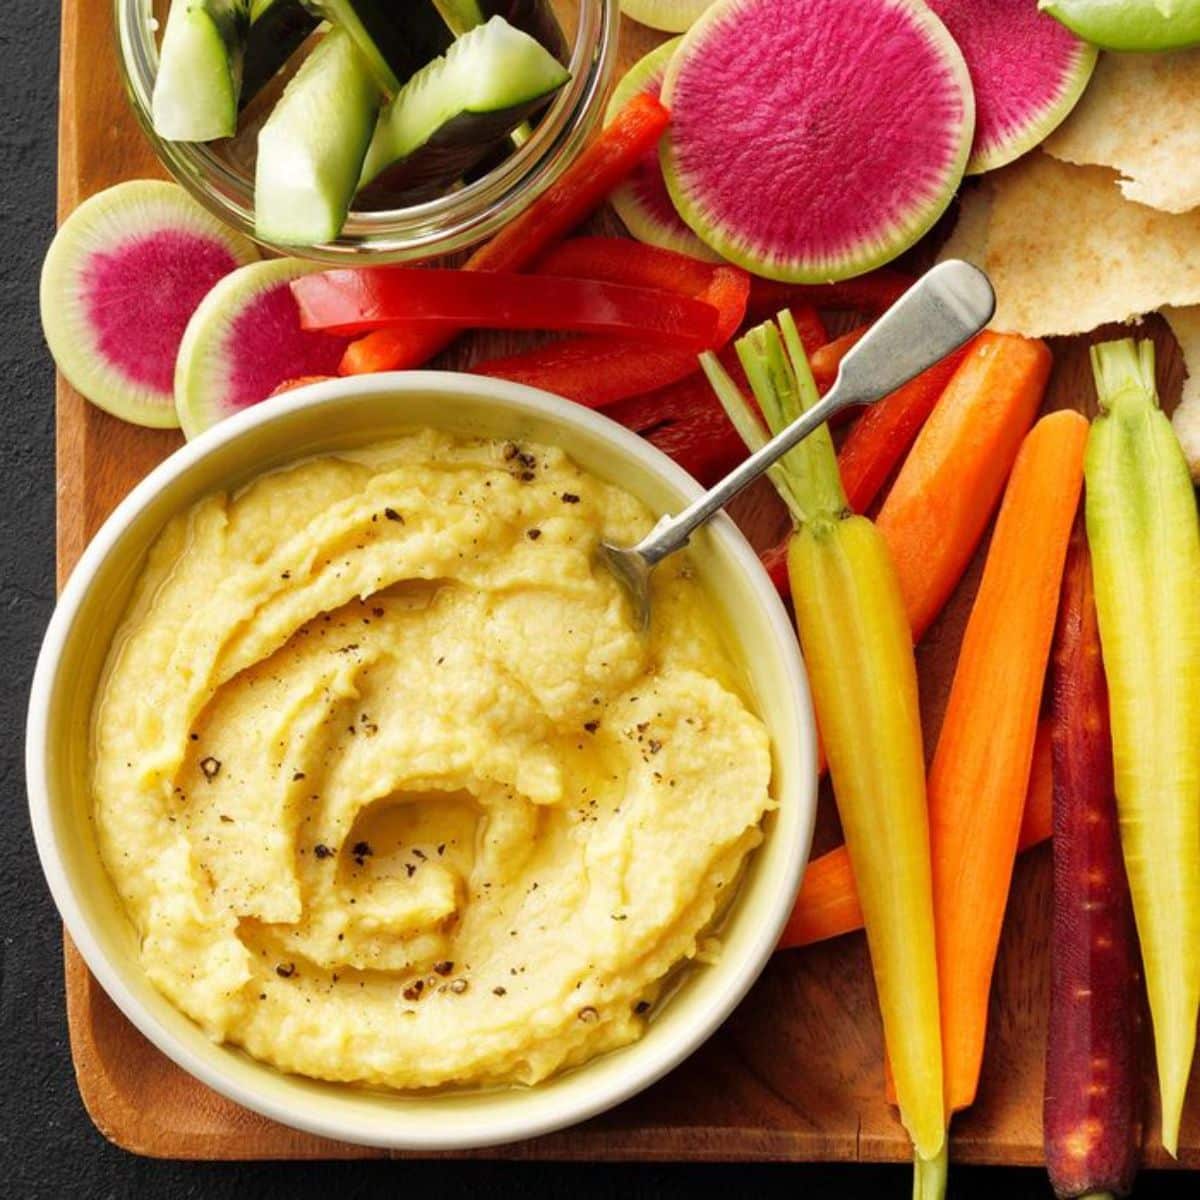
[
  {"left": 303, "top": 0, "right": 452, "bottom": 93},
  {"left": 255, "top": 28, "right": 379, "bottom": 244},
  {"left": 153, "top": 0, "right": 250, "bottom": 141},
  {"left": 241, "top": 0, "right": 320, "bottom": 105},
  {"left": 435, "top": 0, "right": 569, "bottom": 62},
  {"left": 359, "top": 16, "right": 569, "bottom": 201}
]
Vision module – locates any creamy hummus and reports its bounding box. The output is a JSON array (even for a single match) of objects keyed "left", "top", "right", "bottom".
[{"left": 92, "top": 430, "right": 773, "bottom": 1090}]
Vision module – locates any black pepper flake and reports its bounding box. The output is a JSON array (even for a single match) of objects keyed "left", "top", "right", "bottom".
[
  {"left": 218, "top": 814, "right": 234, "bottom": 824},
  {"left": 648, "top": 739, "right": 662, "bottom": 755},
  {"left": 259, "top": 992, "right": 266, "bottom": 1000},
  {"left": 352, "top": 841, "right": 372, "bottom": 866},
  {"left": 434, "top": 961, "right": 454, "bottom": 976},
  {"left": 561, "top": 492, "right": 580, "bottom": 504},
  {"left": 436, "top": 843, "right": 446, "bottom": 856},
  {"left": 189, "top": 733, "right": 199, "bottom": 742},
  {"left": 314, "top": 843, "right": 334, "bottom": 860},
  {"left": 519, "top": 470, "right": 536, "bottom": 482},
  {"left": 403, "top": 979, "right": 425, "bottom": 1002},
  {"left": 373, "top": 607, "right": 384, "bottom": 618},
  {"left": 404, "top": 862, "right": 417, "bottom": 878},
  {"left": 275, "top": 963, "right": 296, "bottom": 979},
  {"left": 526, "top": 528, "right": 542, "bottom": 541},
  {"left": 199, "top": 756, "right": 222, "bottom": 781},
  {"left": 384, "top": 507, "right": 404, "bottom": 523},
  {"left": 280, "top": 571, "right": 291, "bottom": 580},
  {"left": 292, "top": 771, "right": 306, "bottom": 782},
  {"left": 493, "top": 986, "right": 507, "bottom": 997},
  {"left": 503, "top": 442, "right": 520, "bottom": 461},
  {"left": 412, "top": 848, "right": 427, "bottom": 861},
  {"left": 635, "top": 1000, "right": 651, "bottom": 1015},
  {"left": 611, "top": 913, "right": 628, "bottom": 921}
]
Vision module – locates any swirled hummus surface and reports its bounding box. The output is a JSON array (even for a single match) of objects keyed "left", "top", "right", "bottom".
[{"left": 92, "top": 430, "right": 773, "bottom": 1090}]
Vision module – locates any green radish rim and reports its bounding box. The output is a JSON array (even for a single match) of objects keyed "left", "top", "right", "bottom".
[
  {"left": 620, "top": 0, "right": 717, "bottom": 33},
  {"left": 174, "top": 257, "right": 337, "bottom": 439},
  {"left": 605, "top": 37, "right": 720, "bottom": 262},
  {"left": 39, "top": 180, "right": 259, "bottom": 429}
]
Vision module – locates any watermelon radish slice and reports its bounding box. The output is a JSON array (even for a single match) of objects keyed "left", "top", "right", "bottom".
[
  {"left": 660, "top": 0, "right": 974, "bottom": 283},
  {"left": 927, "top": 0, "right": 1096, "bottom": 174},
  {"left": 620, "top": 0, "right": 716, "bottom": 33},
  {"left": 174, "top": 258, "right": 353, "bottom": 439},
  {"left": 39, "top": 180, "right": 259, "bottom": 428},
  {"left": 606, "top": 38, "right": 719, "bottom": 262}
]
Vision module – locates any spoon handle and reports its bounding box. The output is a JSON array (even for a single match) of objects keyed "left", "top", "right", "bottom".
[{"left": 634, "top": 259, "right": 995, "bottom": 566}]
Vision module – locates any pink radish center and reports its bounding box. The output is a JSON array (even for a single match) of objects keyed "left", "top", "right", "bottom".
[
  {"left": 669, "top": 0, "right": 969, "bottom": 267},
  {"left": 224, "top": 282, "right": 350, "bottom": 412},
  {"left": 82, "top": 231, "right": 240, "bottom": 395}
]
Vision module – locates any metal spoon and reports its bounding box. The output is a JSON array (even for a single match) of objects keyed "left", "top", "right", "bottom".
[{"left": 599, "top": 259, "right": 996, "bottom": 629}]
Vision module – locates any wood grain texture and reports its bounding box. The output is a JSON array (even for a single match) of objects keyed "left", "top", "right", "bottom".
[{"left": 54, "top": 0, "right": 1200, "bottom": 1168}]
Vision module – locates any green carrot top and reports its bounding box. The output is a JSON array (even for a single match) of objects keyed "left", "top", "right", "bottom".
[
  {"left": 1090, "top": 338, "right": 1159, "bottom": 417},
  {"left": 701, "top": 310, "right": 849, "bottom": 527}
]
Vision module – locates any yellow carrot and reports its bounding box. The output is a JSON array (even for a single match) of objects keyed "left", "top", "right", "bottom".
[
  {"left": 1085, "top": 338, "right": 1200, "bottom": 1155},
  {"left": 704, "top": 313, "right": 944, "bottom": 1188}
]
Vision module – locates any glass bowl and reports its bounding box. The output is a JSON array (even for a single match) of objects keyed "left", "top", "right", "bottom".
[{"left": 114, "top": 0, "right": 620, "bottom": 262}]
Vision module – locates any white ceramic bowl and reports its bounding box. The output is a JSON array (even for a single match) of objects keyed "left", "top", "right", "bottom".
[{"left": 27, "top": 372, "right": 817, "bottom": 1151}]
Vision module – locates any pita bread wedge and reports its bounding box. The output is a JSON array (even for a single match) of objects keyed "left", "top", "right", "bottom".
[
  {"left": 1044, "top": 50, "right": 1200, "bottom": 214},
  {"left": 1164, "top": 305, "right": 1200, "bottom": 480},
  {"left": 957, "top": 153, "right": 1200, "bottom": 336}
]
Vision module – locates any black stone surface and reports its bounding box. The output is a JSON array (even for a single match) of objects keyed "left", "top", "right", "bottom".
[{"left": 2, "top": 3, "right": 1198, "bottom": 1195}]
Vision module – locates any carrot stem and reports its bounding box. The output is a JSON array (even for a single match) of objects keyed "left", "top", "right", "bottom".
[
  {"left": 930, "top": 409, "right": 1088, "bottom": 1115},
  {"left": 1084, "top": 337, "right": 1200, "bottom": 1157}
]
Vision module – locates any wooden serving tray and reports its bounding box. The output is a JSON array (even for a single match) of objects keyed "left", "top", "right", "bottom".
[{"left": 54, "top": 0, "right": 1200, "bottom": 1166}]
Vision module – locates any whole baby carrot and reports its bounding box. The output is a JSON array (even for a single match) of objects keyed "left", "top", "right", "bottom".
[
  {"left": 930, "top": 409, "right": 1088, "bottom": 1118},
  {"left": 779, "top": 719, "right": 1054, "bottom": 951},
  {"left": 704, "top": 312, "right": 945, "bottom": 1188},
  {"left": 1084, "top": 337, "right": 1200, "bottom": 1156},
  {"left": 1044, "top": 524, "right": 1140, "bottom": 1200}
]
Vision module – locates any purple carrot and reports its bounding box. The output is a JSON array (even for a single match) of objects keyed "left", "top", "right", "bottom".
[{"left": 1044, "top": 525, "right": 1140, "bottom": 1199}]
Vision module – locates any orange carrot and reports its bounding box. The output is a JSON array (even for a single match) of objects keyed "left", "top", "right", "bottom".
[
  {"left": 838, "top": 343, "right": 971, "bottom": 513},
  {"left": 778, "top": 720, "right": 1054, "bottom": 951},
  {"left": 339, "top": 95, "right": 671, "bottom": 375},
  {"left": 810, "top": 327, "right": 867, "bottom": 393},
  {"left": 930, "top": 409, "right": 1088, "bottom": 1116},
  {"left": 875, "top": 332, "right": 1051, "bottom": 642}
]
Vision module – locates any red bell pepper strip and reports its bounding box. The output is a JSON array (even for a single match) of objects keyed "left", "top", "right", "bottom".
[
  {"left": 339, "top": 95, "right": 671, "bottom": 376},
  {"left": 534, "top": 236, "right": 718, "bottom": 296},
  {"left": 469, "top": 265, "right": 751, "bottom": 408},
  {"left": 291, "top": 268, "right": 718, "bottom": 346},
  {"left": 747, "top": 269, "right": 914, "bottom": 320},
  {"left": 605, "top": 345, "right": 747, "bottom": 484}
]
